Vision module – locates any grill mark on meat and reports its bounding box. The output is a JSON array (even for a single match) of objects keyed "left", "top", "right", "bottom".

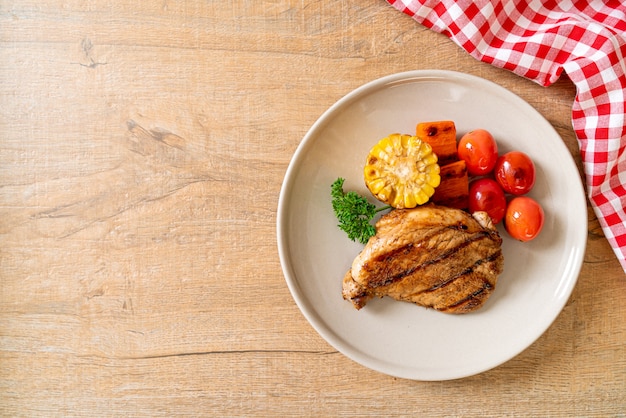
[
  {"left": 369, "top": 230, "right": 495, "bottom": 288},
  {"left": 426, "top": 249, "right": 502, "bottom": 291},
  {"left": 442, "top": 280, "right": 493, "bottom": 312},
  {"left": 371, "top": 225, "right": 450, "bottom": 264}
]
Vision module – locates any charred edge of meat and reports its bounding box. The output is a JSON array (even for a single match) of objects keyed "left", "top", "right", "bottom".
[
  {"left": 348, "top": 293, "right": 371, "bottom": 310},
  {"left": 366, "top": 230, "right": 496, "bottom": 288},
  {"left": 342, "top": 271, "right": 373, "bottom": 309},
  {"left": 347, "top": 287, "right": 370, "bottom": 305}
]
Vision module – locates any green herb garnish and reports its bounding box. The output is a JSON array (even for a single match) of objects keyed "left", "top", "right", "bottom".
[{"left": 331, "top": 177, "right": 391, "bottom": 244}]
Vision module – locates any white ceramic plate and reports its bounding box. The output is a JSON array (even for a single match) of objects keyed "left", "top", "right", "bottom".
[{"left": 277, "top": 70, "right": 586, "bottom": 381}]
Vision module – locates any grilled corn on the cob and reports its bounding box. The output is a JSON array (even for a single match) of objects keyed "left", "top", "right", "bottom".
[{"left": 364, "top": 133, "right": 440, "bottom": 209}]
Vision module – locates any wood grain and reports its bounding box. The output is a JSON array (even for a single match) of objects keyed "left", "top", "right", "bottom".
[{"left": 1, "top": 1, "right": 625, "bottom": 416}]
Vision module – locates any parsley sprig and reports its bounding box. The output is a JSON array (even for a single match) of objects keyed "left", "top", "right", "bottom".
[{"left": 331, "top": 178, "right": 391, "bottom": 244}]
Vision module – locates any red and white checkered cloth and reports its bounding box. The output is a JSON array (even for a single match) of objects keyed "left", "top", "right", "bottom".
[{"left": 387, "top": 0, "right": 626, "bottom": 273}]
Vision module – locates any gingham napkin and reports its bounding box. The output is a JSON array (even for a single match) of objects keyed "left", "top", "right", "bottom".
[{"left": 387, "top": 0, "right": 626, "bottom": 272}]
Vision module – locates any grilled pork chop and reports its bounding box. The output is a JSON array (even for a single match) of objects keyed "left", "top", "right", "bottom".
[{"left": 342, "top": 205, "right": 504, "bottom": 313}]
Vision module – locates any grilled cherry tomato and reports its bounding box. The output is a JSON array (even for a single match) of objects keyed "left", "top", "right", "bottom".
[
  {"left": 457, "top": 129, "right": 498, "bottom": 176},
  {"left": 494, "top": 151, "right": 536, "bottom": 195},
  {"left": 468, "top": 178, "right": 507, "bottom": 224},
  {"left": 504, "top": 196, "right": 544, "bottom": 241}
]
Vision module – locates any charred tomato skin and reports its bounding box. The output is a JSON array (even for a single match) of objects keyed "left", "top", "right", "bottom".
[{"left": 494, "top": 151, "right": 536, "bottom": 195}]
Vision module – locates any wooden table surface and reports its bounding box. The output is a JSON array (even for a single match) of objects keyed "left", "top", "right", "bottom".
[{"left": 2, "top": 1, "right": 625, "bottom": 416}]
